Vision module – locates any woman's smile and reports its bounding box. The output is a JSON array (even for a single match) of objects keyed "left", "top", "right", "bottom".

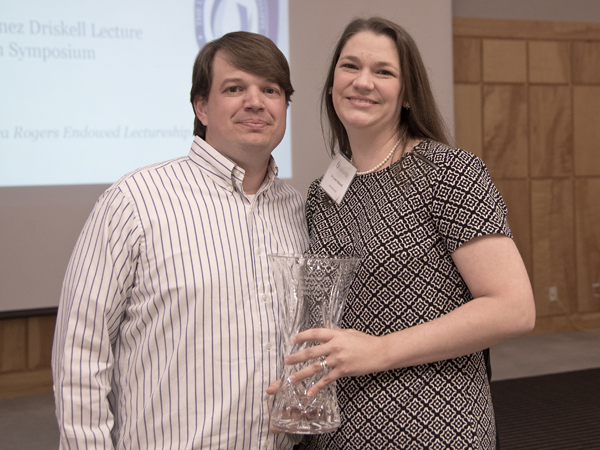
[{"left": 347, "top": 96, "right": 379, "bottom": 105}]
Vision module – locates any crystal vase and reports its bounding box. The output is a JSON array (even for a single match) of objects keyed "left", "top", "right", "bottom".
[{"left": 268, "top": 254, "right": 360, "bottom": 434}]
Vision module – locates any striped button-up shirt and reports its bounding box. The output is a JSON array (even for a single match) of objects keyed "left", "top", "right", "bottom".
[{"left": 52, "top": 137, "right": 309, "bottom": 450}]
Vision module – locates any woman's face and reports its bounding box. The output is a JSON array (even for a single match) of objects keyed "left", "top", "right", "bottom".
[{"left": 332, "top": 31, "right": 403, "bottom": 138}]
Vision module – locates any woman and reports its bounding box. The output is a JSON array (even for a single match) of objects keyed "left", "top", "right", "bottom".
[{"left": 283, "top": 17, "right": 535, "bottom": 449}]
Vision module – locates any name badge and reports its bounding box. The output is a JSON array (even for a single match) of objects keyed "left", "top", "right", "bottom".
[{"left": 319, "top": 153, "right": 356, "bottom": 205}]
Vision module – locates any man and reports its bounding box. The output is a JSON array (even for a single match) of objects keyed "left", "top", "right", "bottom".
[{"left": 52, "top": 32, "right": 309, "bottom": 450}]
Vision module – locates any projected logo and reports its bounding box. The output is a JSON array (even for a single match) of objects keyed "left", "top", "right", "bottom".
[{"left": 195, "top": 0, "right": 280, "bottom": 48}]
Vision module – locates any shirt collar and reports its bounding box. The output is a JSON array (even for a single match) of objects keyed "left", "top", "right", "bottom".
[{"left": 188, "top": 136, "right": 279, "bottom": 194}]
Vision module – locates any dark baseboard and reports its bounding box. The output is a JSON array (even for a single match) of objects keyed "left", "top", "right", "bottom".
[{"left": 0, "top": 307, "right": 58, "bottom": 320}]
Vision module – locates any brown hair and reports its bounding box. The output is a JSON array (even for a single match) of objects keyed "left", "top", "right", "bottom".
[
  {"left": 322, "top": 17, "right": 450, "bottom": 158},
  {"left": 190, "top": 31, "right": 294, "bottom": 138}
]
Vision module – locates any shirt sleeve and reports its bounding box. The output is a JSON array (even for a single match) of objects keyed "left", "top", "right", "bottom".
[
  {"left": 52, "top": 186, "right": 141, "bottom": 449},
  {"left": 430, "top": 149, "right": 512, "bottom": 254}
]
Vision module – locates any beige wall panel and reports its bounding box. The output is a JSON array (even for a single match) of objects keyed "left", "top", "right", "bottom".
[
  {"left": 528, "top": 41, "right": 571, "bottom": 84},
  {"left": 572, "top": 41, "right": 600, "bottom": 84},
  {"left": 483, "top": 39, "right": 527, "bottom": 83},
  {"left": 454, "top": 84, "right": 483, "bottom": 158},
  {"left": 529, "top": 86, "right": 573, "bottom": 178},
  {"left": 531, "top": 179, "right": 576, "bottom": 317},
  {"left": 575, "top": 178, "right": 600, "bottom": 313},
  {"left": 453, "top": 17, "right": 600, "bottom": 335},
  {"left": 573, "top": 86, "right": 600, "bottom": 176},
  {"left": 454, "top": 37, "right": 481, "bottom": 83},
  {"left": 494, "top": 179, "right": 532, "bottom": 276},
  {"left": 0, "top": 319, "right": 27, "bottom": 372},
  {"left": 27, "top": 315, "right": 56, "bottom": 369},
  {"left": 483, "top": 84, "right": 529, "bottom": 178}
]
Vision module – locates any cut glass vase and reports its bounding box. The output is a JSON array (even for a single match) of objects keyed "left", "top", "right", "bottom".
[{"left": 268, "top": 254, "right": 360, "bottom": 434}]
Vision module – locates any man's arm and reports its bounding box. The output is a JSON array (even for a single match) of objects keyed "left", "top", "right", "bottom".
[{"left": 52, "top": 187, "right": 140, "bottom": 449}]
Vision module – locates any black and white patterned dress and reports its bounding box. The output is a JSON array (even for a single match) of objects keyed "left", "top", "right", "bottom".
[{"left": 304, "top": 140, "right": 510, "bottom": 450}]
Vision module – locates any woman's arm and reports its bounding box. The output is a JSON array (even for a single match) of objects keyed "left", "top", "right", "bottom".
[{"left": 284, "top": 234, "right": 535, "bottom": 396}]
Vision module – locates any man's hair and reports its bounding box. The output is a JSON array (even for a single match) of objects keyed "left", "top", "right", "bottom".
[
  {"left": 190, "top": 31, "right": 294, "bottom": 138},
  {"left": 321, "top": 17, "right": 450, "bottom": 158}
]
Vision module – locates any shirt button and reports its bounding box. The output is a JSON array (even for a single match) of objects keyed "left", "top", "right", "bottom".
[
  {"left": 266, "top": 342, "right": 272, "bottom": 350},
  {"left": 261, "top": 294, "right": 268, "bottom": 302},
  {"left": 257, "top": 248, "right": 263, "bottom": 255}
]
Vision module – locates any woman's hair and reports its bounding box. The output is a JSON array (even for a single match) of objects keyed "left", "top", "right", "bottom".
[
  {"left": 322, "top": 17, "right": 450, "bottom": 158},
  {"left": 190, "top": 31, "right": 294, "bottom": 139}
]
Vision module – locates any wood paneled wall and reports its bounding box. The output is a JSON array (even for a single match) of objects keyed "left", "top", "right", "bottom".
[
  {"left": 454, "top": 18, "right": 600, "bottom": 334},
  {"left": 0, "top": 315, "right": 54, "bottom": 398}
]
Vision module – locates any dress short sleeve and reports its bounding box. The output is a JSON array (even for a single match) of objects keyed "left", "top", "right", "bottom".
[{"left": 429, "top": 148, "right": 512, "bottom": 254}]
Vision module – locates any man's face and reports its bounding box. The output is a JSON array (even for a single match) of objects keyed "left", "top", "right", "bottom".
[{"left": 194, "top": 52, "right": 288, "bottom": 163}]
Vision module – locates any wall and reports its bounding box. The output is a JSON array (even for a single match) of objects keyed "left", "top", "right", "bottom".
[
  {"left": 453, "top": 17, "right": 600, "bottom": 334},
  {"left": 0, "top": 315, "right": 55, "bottom": 397}
]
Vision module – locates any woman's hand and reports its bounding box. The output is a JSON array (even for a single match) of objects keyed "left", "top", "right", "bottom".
[{"left": 284, "top": 328, "right": 387, "bottom": 397}]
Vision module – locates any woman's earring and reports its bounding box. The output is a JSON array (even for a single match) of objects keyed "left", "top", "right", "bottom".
[
  {"left": 403, "top": 102, "right": 410, "bottom": 109},
  {"left": 328, "top": 87, "right": 333, "bottom": 95}
]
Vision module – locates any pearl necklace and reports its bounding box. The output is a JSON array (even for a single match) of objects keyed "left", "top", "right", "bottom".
[{"left": 351, "top": 138, "right": 402, "bottom": 175}]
